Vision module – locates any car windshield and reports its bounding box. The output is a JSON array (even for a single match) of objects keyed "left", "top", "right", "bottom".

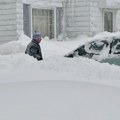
[
  {"left": 116, "top": 44, "right": 120, "bottom": 50},
  {"left": 89, "top": 40, "right": 109, "bottom": 51}
]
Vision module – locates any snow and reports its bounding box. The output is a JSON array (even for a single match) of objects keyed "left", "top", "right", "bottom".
[
  {"left": 66, "top": 31, "right": 120, "bottom": 62},
  {"left": 0, "top": 32, "right": 120, "bottom": 86},
  {"left": 0, "top": 81, "right": 120, "bottom": 120},
  {"left": 0, "top": 32, "right": 120, "bottom": 120}
]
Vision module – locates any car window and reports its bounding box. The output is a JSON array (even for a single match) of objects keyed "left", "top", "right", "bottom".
[
  {"left": 116, "top": 44, "right": 120, "bottom": 50},
  {"left": 75, "top": 45, "right": 88, "bottom": 56},
  {"left": 111, "top": 39, "right": 120, "bottom": 54},
  {"left": 111, "top": 39, "right": 120, "bottom": 48},
  {"left": 89, "top": 40, "right": 109, "bottom": 51}
]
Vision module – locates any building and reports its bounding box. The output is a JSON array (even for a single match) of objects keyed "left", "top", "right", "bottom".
[{"left": 0, "top": 0, "right": 120, "bottom": 44}]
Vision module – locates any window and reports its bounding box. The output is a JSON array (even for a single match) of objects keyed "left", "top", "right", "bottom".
[
  {"left": 89, "top": 41, "right": 108, "bottom": 51},
  {"left": 104, "top": 11, "right": 114, "bottom": 32},
  {"left": 32, "top": 8, "right": 54, "bottom": 39}
]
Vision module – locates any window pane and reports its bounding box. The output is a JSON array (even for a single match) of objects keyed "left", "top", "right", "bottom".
[
  {"left": 104, "top": 11, "right": 113, "bottom": 32},
  {"left": 32, "top": 9, "right": 54, "bottom": 39}
]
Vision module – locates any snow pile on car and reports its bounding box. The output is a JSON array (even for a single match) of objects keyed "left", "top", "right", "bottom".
[{"left": 65, "top": 31, "right": 120, "bottom": 61}]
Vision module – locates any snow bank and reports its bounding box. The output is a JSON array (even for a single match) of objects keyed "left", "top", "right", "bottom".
[
  {"left": 93, "top": 31, "right": 120, "bottom": 40},
  {"left": 0, "top": 33, "right": 31, "bottom": 55},
  {"left": 0, "top": 32, "right": 120, "bottom": 120},
  {"left": 0, "top": 32, "right": 120, "bottom": 88},
  {"left": 0, "top": 81, "right": 120, "bottom": 120}
]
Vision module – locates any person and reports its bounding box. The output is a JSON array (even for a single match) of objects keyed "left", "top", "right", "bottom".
[{"left": 25, "top": 32, "right": 43, "bottom": 61}]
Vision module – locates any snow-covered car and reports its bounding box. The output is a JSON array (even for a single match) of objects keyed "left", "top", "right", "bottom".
[{"left": 65, "top": 36, "right": 120, "bottom": 65}]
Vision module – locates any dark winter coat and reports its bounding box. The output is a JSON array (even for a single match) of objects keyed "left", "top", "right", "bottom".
[{"left": 25, "top": 40, "right": 43, "bottom": 61}]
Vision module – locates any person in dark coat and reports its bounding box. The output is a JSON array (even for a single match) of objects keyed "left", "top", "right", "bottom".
[{"left": 25, "top": 32, "right": 43, "bottom": 61}]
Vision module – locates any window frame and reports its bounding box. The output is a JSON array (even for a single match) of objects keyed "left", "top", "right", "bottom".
[
  {"left": 102, "top": 9, "right": 116, "bottom": 32},
  {"left": 29, "top": 5, "right": 57, "bottom": 39}
]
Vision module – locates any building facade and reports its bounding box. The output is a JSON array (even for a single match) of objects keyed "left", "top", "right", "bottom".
[{"left": 0, "top": 0, "right": 120, "bottom": 44}]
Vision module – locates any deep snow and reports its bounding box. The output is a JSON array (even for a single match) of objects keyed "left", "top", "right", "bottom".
[
  {"left": 0, "top": 32, "right": 120, "bottom": 87},
  {"left": 0, "top": 81, "right": 120, "bottom": 120},
  {"left": 0, "top": 32, "right": 120, "bottom": 120}
]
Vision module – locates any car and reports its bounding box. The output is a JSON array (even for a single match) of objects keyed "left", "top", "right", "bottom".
[{"left": 65, "top": 34, "right": 120, "bottom": 66}]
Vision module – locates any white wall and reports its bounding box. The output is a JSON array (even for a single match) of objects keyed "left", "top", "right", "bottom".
[
  {"left": 64, "top": 0, "right": 104, "bottom": 38},
  {"left": 90, "top": 0, "right": 103, "bottom": 36},
  {"left": 0, "top": 0, "right": 24, "bottom": 44},
  {"left": 16, "top": 0, "right": 23, "bottom": 38},
  {"left": 0, "top": 0, "right": 17, "bottom": 44},
  {"left": 65, "top": 0, "right": 91, "bottom": 38}
]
